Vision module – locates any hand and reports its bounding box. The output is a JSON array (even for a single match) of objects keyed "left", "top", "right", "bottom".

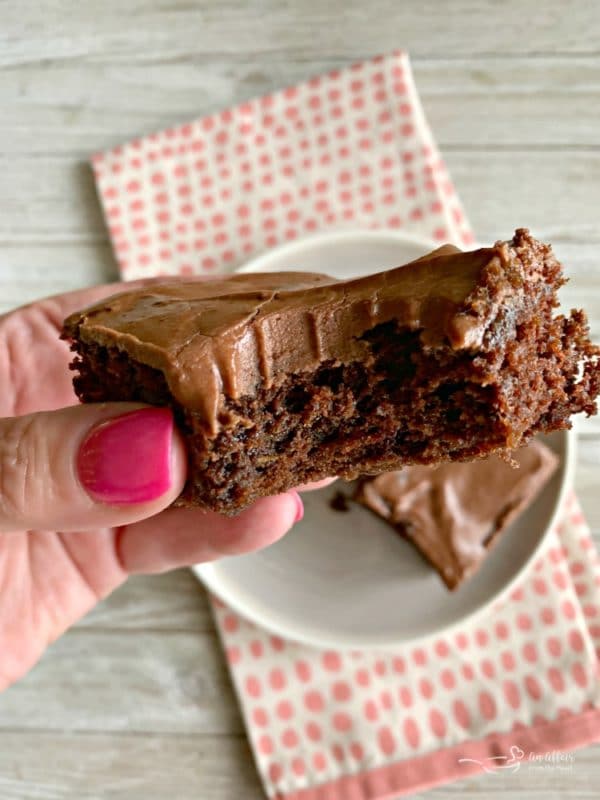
[{"left": 0, "top": 284, "right": 313, "bottom": 690}]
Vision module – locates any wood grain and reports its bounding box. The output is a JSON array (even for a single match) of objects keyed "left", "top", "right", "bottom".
[
  {"left": 1, "top": 1, "right": 599, "bottom": 797},
  {"left": 1, "top": 0, "right": 599, "bottom": 66},
  {"left": 2, "top": 151, "right": 600, "bottom": 242},
  {"left": 0, "top": 732, "right": 596, "bottom": 800},
  {"left": 0, "top": 629, "right": 243, "bottom": 735},
  {"left": 0, "top": 733, "right": 265, "bottom": 800},
  {"left": 80, "top": 569, "right": 214, "bottom": 632},
  {"left": 1, "top": 58, "right": 599, "bottom": 158}
]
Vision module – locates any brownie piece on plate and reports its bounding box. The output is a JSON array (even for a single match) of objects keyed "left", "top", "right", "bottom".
[
  {"left": 353, "top": 440, "right": 558, "bottom": 590},
  {"left": 62, "top": 229, "right": 598, "bottom": 515}
]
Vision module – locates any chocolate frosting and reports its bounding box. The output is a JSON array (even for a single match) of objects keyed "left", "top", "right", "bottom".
[
  {"left": 353, "top": 440, "right": 558, "bottom": 589},
  {"left": 64, "top": 243, "right": 513, "bottom": 433}
]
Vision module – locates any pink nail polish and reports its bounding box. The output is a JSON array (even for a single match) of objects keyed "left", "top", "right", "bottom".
[
  {"left": 77, "top": 408, "right": 174, "bottom": 504},
  {"left": 290, "top": 490, "right": 304, "bottom": 523}
]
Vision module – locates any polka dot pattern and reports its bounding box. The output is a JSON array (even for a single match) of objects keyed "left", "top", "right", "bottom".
[
  {"left": 377, "top": 725, "right": 396, "bottom": 756},
  {"left": 94, "top": 52, "right": 473, "bottom": 280},
  {"left": 214, "top": 491, "right": 599, "bottom": 795},
  {"left": 94, "top": 49, "right": 599, "bottom": 797}
]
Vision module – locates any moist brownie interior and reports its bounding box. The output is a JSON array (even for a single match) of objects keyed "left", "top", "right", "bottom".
[{"left": 62, "top": 229, "right": 599, "bottom": 514}]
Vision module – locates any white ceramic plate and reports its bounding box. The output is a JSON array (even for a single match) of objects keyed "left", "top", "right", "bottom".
[
  {"left": 236, "top": 228, "right": 439, "bottom": 279},
  {"left": 193, "top": 229, "right": 575, "bottom": 649}
]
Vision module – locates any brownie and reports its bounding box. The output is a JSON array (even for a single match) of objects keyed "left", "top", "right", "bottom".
[
  {"left": 62, "top": 229, "right": 599, "bottom": 515},
  {"left": 353, "top": 440, "right": 559, "bottom": 590}
]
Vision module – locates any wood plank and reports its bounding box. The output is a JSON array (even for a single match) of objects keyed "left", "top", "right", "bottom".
[
  {"left": 0, "top": 732, "right": 596, "bottom": 800},
  {"left": 0, "top": 630, "right": 243, "bottom": 735},
  {"left": 446, "top": 150, "right": 600, "bottom": 245},
  {"left": 0, "top": 732, "right": 264, "bottom": 800},
  {"left": 418, "top": 57, "right": 600, "bottom": 147},
  {"left": 2, "top": 150, "right": 600, "bottom": 244},
  {"left": 1, "top": 0, "right": 599, "bottom": 66},
  {"left": 80, "top": 570, "right": 214, "bottom": 632},
  {"left": 1, "top": 57, "right": 599, "bottom": 156},
  {"left": 0, "top": 245, "right": 118, "bottom": 314},
  {"left": 0, "top": 158, "right": 107, "bottom": 240}
]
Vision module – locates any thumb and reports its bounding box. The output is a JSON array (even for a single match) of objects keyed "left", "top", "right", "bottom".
[{"left": 0, "top": 404, "right": 187, "bottom": 532}]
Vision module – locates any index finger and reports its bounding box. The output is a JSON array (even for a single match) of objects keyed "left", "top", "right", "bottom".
[{"left": 115, "top": 492, "right": 302, "bottom": 574}]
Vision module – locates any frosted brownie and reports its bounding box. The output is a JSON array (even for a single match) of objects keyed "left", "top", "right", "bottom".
[
  {"left": 354, "top": 440, "right": 558, "bottom": 589},
  {"left": 62, "top": 229, "right": 599, "bottom": 514}
]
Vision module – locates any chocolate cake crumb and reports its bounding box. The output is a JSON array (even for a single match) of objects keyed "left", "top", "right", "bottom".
[{"left": 329, "top": 491, "right": 351, "bottom": 512}]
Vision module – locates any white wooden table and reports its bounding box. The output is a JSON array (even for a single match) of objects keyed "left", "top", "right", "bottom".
[{"left": 1, "top": 2, "right": 599, "bottom": 797}]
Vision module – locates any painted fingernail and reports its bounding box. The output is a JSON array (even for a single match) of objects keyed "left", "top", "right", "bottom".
[
  {"left": 290, "top": 490, "right": 304, "bottom": 523},
  {"left": 77, "top": 408, "right": 174, "bottom": 504}
]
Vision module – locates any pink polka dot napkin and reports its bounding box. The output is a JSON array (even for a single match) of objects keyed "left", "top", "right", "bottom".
[{"left": 92, "top": 51, "right": 600, "bottom": 799}]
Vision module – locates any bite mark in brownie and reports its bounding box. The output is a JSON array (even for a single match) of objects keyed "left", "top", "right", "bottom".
[{"left": 62, "top": 230, "right": 599, "bottom": 515}]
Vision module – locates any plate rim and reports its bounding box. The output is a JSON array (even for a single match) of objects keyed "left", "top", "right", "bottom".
[
  {"left": 193, "top": 228, "right": 577, "bottom": 650},
  {"left": 235, "top": 227, "right": 443, "bottom": 275}
]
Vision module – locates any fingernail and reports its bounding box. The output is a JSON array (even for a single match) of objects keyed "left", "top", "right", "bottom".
[
  {"left": 289, "top": 490, "right": 304, "bottom": 523},
  {"left": 77, "top": 408, "right": 175, "bottom": 504}
]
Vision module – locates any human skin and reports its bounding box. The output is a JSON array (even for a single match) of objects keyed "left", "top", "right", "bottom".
[{"left": 0, "top": 283, "right": 329, "bottom": 690}]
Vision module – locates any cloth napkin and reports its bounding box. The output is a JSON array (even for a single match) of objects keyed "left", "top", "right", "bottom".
[{"left": 92, "top": 51, "right": 600, "bottom": 799}]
